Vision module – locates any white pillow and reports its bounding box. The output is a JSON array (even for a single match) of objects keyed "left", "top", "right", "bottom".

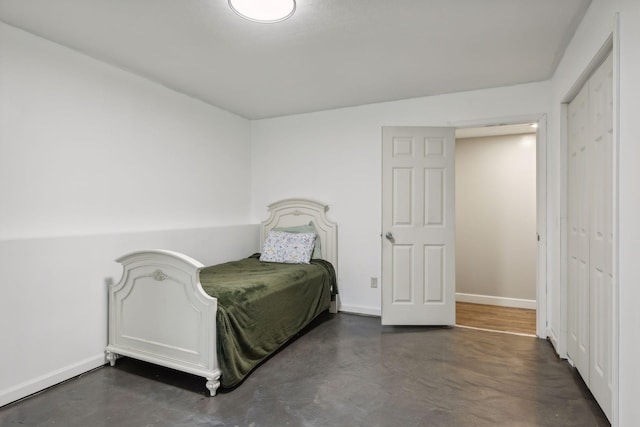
[
  {"left": 259, "top": 230, "right": 317, "bottom": 264},
  {"left": 273, "top": 221, "right": 322, "bottom": 259}
]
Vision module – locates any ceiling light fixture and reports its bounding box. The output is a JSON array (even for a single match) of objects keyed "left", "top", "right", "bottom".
[{"left": 228, "top": 0, "right": 296, "bottom": 23}]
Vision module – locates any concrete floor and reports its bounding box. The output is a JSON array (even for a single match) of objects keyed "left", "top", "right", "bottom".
[{"left": 0, "top": 313, "right": 609, "bottom": 426}]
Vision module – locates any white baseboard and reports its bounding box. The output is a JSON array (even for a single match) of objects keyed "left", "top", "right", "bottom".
[
  {"left": 339, "top": 304, "right": 381, "bottom": 317},
  {"left": 455, "top": 293, "right": 536, "bottom": 310},
  {"left": 0, "top": 354, "right": 105, "bottom": 408}
]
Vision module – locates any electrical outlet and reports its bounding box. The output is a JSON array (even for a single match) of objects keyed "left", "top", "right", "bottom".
[{"left": 370, "top": 277, "right": 378, "bottom": 288}]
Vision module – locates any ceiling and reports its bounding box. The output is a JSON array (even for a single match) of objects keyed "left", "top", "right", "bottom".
[
  {"left": 456, "top": 123, "right": 536, "bottom": 139},
  {"left": 0, "top": 0, "right": 591, "bottom": 119}
]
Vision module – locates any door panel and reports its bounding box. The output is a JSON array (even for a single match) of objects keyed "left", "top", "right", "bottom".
[
  {"left": 566, "top": 52, "right": 613, "bottom": 421},
  {"left": 424, "top": 244, "right": 444, "bottom": 302},
  {"left": 567, "top": 81, "right": 590, "bottom": 378},
  {"left": 393, "top": 168, "right": 413, "bottom": 225},
  {"left": 424, "top": 168, "right": 444, "bottom": 225},
  {"left": 392, "top": 245, "right": 413, "bottom": 303},
  {"left": 382, "top": 127, "right": 455, "bottom": 325},
  {"left": 587, "top": 52, "right": 613, "bottom": 419}
]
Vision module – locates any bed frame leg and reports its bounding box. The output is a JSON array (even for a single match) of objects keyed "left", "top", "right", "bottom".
[
  {"left": 205, "top": 377, "right": 220, "bottom": 397},
  {"left": 105, "top": 351, "right": 118, "bottom": 367},
  {"left": 330, "top": 294, "right": 339, "bottom": 314}
]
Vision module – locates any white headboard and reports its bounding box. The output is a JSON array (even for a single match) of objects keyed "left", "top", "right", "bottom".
[{"left": 261, "top": 198, "right": 338, "bottom": 277}]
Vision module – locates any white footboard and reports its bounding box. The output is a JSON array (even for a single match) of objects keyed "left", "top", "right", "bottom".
[{"left": 105, "top": 250, "right": 221, "bottom": 396}]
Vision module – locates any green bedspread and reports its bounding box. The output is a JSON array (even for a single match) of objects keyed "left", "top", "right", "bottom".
[{"left": 199, "top": 254, "right": 336, "bottom": 388}]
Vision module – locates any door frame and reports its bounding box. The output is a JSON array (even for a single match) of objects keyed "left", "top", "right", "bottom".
[
  {"left": 452, "top": 114, "right": 548, "bottom": 338},
  {"left": 559, "top": 31, "right": 618, "bottom": 424}
]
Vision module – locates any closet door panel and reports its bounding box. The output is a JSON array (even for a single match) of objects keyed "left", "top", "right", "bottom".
[
  {"left": 567, "top": 82, "right": 590, "bottom": 378},
  {"left": 587, "top": 52, "right": 613, "bottom": 419},
  {"left": 567, "top": 52, "right": 613, "bottom": 421}
]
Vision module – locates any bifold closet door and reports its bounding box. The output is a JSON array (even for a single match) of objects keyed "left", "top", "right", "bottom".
[
  {"left": 587, "top": 52, "right": 613, "bottom": 420},
  {"left": 566, "top": 52, "right": 613, "bottom": 420},
  {"left": 567, "top": 80, "right": 590, "bottom": 380}
]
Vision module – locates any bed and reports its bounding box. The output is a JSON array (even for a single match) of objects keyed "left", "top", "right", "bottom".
[{"left": 105, "top": 198, "right": 338, "bottom": 396}]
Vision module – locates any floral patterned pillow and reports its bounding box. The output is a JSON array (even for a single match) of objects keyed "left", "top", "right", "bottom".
[
  {"left": 259, "top": 230, "right": 317, "bottom": 264},
  {"left": 273, "top": 221, "right": 322, "bottom": 259}
]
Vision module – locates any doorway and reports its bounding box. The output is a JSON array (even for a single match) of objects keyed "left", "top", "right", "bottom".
[
  {"left": 454, "top": 124, "right": 538, "bottom": 335},
  {"left": 380, "top": 120, "right": 547, "bottom": 334}
]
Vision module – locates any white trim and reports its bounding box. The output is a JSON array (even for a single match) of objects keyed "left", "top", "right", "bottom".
[
  {"left": 453, "top": 114, "right": 546, "bottom": 130},
  {"left": 535, "top": 114, "right": 548, "bottom": 338},
  {"left": 561, "top": 36, "right": 615, "bottom": 104},
  {"left": 548, "top": 326, "right": 561, "bottom": 354},
  {"left": 454, "top": 324, "right": 536, "bottom": 338},
  {"left": 559, "top": 31, "right": 617, "bottom": 425},
  {"left": 455, "top": 292, "right": 537, "bottom": 310},
  {"left": 611, "top": 14, "right": 620, "bottom": 427},
  {"left": 557, "top": 100, "right": 569, "bottom": 358},
  {"left": 339, "top": 304, "right": 381, "bottom": 317},
  {"left": 0, "top": 354, "right": 105, "bottom": 408}
]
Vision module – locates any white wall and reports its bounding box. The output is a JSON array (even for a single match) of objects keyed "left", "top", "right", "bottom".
[
  {"left": 546, "top": 1, "right": 640, "bottom": 424},
  {"left": 0, "top": 225, "right": 259, "bottom": 407},
  {"left": 251, "top": 82, "right": 550, "bottom": 315},
  {"left": 0, "top": 23, "right": 251, "bottom": 239},
  {"left": 0, "top": 23, "right": 256, "bottom": 406},
  {"left": 455, "top": 134, "right": 537, "bottom": 305}
]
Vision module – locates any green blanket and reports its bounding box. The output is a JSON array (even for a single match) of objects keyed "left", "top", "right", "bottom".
[{"left": 199, "top": 254, "right": 336, "bottom": 388}]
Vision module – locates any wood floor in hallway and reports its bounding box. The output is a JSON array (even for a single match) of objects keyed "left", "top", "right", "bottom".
[{"left": 456, "top": 301, "right": 537, "bottom": 335}]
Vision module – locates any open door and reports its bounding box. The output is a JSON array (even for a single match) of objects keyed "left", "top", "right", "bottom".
[{"left": 381, "top": 126, "right": 456, "bottom": 325}]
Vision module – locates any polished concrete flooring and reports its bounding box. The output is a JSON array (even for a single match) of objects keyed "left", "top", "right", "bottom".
[{"left": 1, "top": 313, "right": 609, "bottom": 426}]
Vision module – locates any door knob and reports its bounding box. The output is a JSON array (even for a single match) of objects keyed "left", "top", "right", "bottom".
[{"left": 385, "top": 232, "right": 394, "bottom": 240}]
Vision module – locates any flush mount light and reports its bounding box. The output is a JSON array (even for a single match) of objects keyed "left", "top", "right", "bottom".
[{"left": 229, "top": 0, "right": 296, "bottom": 23}]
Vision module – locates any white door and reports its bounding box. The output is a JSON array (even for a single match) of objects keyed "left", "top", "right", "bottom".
[
  {"left": 567, "top": 81, "right": 590, "bottom": 379},
  {"left": 566, "top": 52, "right": 613, "bottom": 420},
  {"left": 381, "top": 127, "right": 455, "bottom": 325},
  {"left": 587, "top": 52, "right": 613, "bottom": 419}
]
